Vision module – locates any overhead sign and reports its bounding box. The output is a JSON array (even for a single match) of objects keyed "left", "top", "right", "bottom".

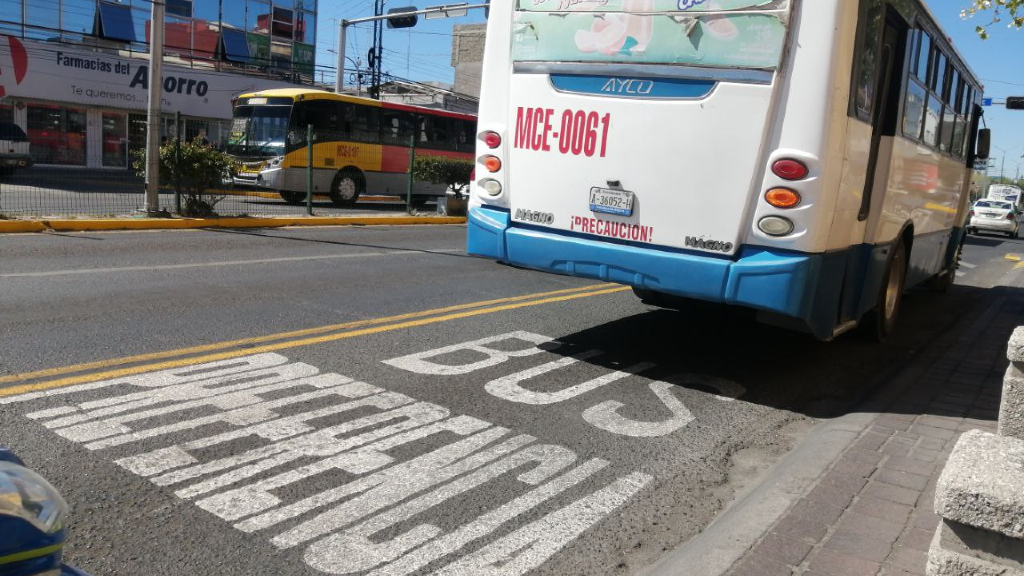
[
  {"left": 982, "top": 98, "right": 993, "bottom": 107},
  {"left": 425, "top": 3, "right": 469, "bottom": 18},
  {"left": 0, "top": 35, "right": 294, "bottom": 119}
]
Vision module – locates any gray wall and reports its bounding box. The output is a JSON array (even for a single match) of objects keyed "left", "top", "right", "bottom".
[{"left": 451, "top": 23, "right": 487, "bottom": 100}]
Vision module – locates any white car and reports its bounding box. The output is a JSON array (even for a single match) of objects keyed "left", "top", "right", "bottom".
[
  {"left": 969, "top": 199, "right": 1020, "bottom": 237},
  {"left": 0, "top": 121, "right": 32, "bottom": 177}
]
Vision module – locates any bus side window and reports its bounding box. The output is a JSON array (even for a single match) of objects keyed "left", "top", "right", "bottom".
[
  {"left": 849, "top": 0, "right": 884, "bottom": 122},
  {"left": 432, "top": 117, "right": 450, "bottom": 149},
  {"left": 382, "top": 111, "right": 416, "bottom": 145}
]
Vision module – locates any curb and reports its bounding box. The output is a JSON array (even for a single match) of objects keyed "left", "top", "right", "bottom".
[{"left": 0, "top": 216, "right": 466, "bottom": 234}]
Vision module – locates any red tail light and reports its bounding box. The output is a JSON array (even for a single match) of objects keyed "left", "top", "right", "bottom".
[
  {"left": 1008, "top": 213, "right": 1016, "bottom": 220},
  {"left": 772, "top": 159, "right": 809, "bottom": 181},
  {"left": 481, "top": 131, "right": 501, "bottom": 149}
]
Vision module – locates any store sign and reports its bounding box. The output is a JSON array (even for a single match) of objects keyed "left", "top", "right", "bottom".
[{"left": 0, "top": 35, "right": 295, "bottom": 119}]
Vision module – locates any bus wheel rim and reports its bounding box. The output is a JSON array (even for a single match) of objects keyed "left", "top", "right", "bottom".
[
  {"left": 337, "top": 178, "right": 357, "bottom": 200},
  {"left": 884, "top": 248, "right": 904, "bottom": 320}
]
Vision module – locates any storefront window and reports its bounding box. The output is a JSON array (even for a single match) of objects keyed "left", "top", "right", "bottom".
[
  {"left": 296, "top": 11, "right": 314, "bottom": 43},
  {"left": 27, "top": 105, "right": 87, "bottom": 166},
  {"left": 165, "top": 15, "right": 193, "bottom": 55},
  {"left": 62, "top": 0, "right": 96, "bottom": 34},
  {"left": 102, "top": 113, "right": 128, "bottom": 168},
  {"left": 223, "top": 0, "right": 248, "bottom": 30},
  {"left": 248, "top": 1, "right": 271, "bottom": 34},
  {"left": 0, "top": 105, "right": 13, "bottom": 125},
  {"left": 25, "top": 0, "right": 61, "bottom": 39}
]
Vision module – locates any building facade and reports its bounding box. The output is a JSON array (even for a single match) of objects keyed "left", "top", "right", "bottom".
[
  {"left": 450, "top": 23, "right": 485, "bottom": 100},
  {"left": 0, "top": 0, "right": 317, "bottom": 168}
]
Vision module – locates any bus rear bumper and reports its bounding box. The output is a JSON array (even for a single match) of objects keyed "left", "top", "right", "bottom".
[{"left": 468, "top": 205, "right": 829, "bottom": 332}]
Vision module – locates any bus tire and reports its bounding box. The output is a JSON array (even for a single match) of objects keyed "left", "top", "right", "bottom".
[
  {"left": 863, "top": 240, "right": 908, "bottom": 342},
  {"left": 280, "top": 191, "right": 306, "bottom": 205},
  {"left": 330, "top": 168, "right": 364, "bottom": 207}
]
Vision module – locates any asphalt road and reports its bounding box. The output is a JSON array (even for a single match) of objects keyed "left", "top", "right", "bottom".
[{"left": 0, "top": 226, "right": 1021, "bottom": 576}]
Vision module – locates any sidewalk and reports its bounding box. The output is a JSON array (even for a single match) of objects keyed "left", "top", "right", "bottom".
[{"left": 722, "top": 278, "right": 1024, "bottom": 575}]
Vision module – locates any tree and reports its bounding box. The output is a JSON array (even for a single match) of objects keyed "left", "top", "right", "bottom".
[
  {"left": 132, "top": 137, "right": 231, "bottom": 217},
  {"left": 963, "top": 0, "right": 1024, "bottom": 38},
  {"left": 412, "top": 156, "right": 474, "bottom": 193}
]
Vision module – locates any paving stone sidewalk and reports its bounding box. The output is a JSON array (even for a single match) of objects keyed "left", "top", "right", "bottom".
[{"left": 726, "top": 285, "right": 1024, "bottom": 576}]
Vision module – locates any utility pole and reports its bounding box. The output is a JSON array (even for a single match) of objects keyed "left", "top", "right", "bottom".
[
  {"left": 369, "top": 0, "right": 385, "bottom": 99},
  {"left": 144, "top": 0, "right": 165, "bottom": 214}
]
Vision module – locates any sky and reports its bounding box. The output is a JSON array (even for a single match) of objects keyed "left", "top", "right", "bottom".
[{"left": 313, "top": 1, "right": 1024, "bottom": 177}]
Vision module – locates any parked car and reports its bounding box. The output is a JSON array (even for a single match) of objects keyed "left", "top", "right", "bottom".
[
  {"left": 0, "top": 121, "right": 33, "bottom": 177},
  {"left": 0, "top": 446, "right": 93, "bottom": 576},
  {"left": 969, "top": 199, "right": 1020, "bottom": 237}
]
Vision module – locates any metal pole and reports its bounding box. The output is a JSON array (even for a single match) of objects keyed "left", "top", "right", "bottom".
[
  {"left": 144, "top": 0, "right": 166, "bottom": 214},
  {"left": 406, "top": 134, "right": 416, "bottom": 214},
  {"left": 174, "top": 111, "right": 181, "bottom": 214},
  {"left": 335, "top": 21, "right": 347, "bottom": 94},
  {"left": 306, "top": 124, "right": 314, "bottom": 216},
  {"left": 370, "top": 0, "right": 384, "bottom": 99},
  {"left": 1002, "top": 155, "right": 1007, "bottom": 183}
]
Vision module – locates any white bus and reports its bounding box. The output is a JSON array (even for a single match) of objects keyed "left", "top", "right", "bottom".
[
  {"left": 467, "top": 0, "right": 990, "bottom": 340},
  {"left": 988, "top": 184, "right": 1024, "bottom": 209}
]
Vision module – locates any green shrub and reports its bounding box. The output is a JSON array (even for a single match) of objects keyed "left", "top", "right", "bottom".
[
  {"left": 412, "top": 156, "right": 474, "bottom": 193},
  {"left": 132, "top": 137, "right": 231, "bottom": 217}
]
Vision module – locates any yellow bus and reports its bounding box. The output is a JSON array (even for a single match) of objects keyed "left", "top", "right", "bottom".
[{"left": 227, "top": 88, "right": 477, "bottom": 207}]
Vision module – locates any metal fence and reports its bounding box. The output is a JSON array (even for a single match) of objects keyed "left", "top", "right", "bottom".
[{"left": 0, "top": 117, "right": 450, "bottom": 219}]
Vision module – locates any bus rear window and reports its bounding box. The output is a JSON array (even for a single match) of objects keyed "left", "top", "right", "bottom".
[{"left": 512, "top": 0, "right": 789, "bottom": 70}]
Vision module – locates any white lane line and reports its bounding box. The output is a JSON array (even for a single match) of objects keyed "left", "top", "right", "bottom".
[
  {"left": 960, "top": 262, "right": 977, "bottom": 269},
  {"left": 956, "top": 272, "right": 966, "bottom": 277},
  {"left": 1, "top": 249, "right": 464, "bottom": 278}
]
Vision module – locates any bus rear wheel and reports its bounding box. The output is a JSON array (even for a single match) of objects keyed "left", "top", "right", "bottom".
[
  {"left": 863, "top": 240, "right": 907, "bottom": 342},
  {"left": 330, "top": 169, "right": 364, "bottom": 208},
  {"left": 280, "top": 191, "right": 305, "bottom": 205}
]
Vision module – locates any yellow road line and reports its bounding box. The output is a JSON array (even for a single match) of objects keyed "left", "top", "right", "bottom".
[
  {"left": 0, "top": 286, "right": 630, "bottom": 397},
  {"left": 0, "top": 284, "right": 610, "bottom": 386},
  {"left": 1006, "top": 254, "right": 1022, "bottom": 262}
]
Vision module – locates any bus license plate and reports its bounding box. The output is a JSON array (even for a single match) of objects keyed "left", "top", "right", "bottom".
[{"left": 590, "top": 187, "right": 634, "bottom": 217}]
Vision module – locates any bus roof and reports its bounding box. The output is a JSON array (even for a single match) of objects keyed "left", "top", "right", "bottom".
[{"left": 235, "top": 87, "right": 477, "bottom": 121}]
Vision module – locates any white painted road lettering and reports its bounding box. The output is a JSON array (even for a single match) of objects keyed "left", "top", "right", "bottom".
[
  {"left": 6, "top": 347, "right": 660, "bottom": 575},
  {"left": 387, "top": 332, "right": 745, "bottom": 438},
  {"left": 382, "top": 331, "right": 552, "bottom": 376}
]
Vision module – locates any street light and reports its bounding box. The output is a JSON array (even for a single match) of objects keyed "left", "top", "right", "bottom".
[{"left": 992, "top": 145, "right": 1022, "bottom": 183}]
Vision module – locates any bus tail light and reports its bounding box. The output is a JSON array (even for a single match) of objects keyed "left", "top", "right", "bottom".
[
  {"left": 482, "top": 155, "right": 502, "bottom": 173},
  {"left": 478, "top": 178, "right": 502, "bottom": 196},
  {"left": 765, "top": 188, "right": 802, "bottom": 209},
  {"left": 772, "top": 159, "right": 809, "bottom": 181},
  {"left": 759, "top": 216, "right": 795, "bottom": 237},
  {"left": 481, "top": 131, "right": 502, "bottom": 149}
]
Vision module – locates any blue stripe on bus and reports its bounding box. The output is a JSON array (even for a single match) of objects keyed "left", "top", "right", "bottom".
[
  {"left": 549, "top": 74, "right": 717, "bottom": 99},
  {"left": 467, "top": 205, "right": 832, "bottom": 332}
]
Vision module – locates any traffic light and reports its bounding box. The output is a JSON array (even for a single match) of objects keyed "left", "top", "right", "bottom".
[
  {"left": 387, "top": 7, "right": 419, "bottom": 28},
  {"left": 1007, "top": 97, "right": 1024, "bottom": 110}
]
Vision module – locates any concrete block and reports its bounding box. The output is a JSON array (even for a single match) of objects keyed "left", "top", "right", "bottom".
[
  {"left": 1008, "top": 327, "right": 1024, "bottom": 363},
  {"left": 1000, "top": 363, "right": 1024, "bottom": 440},
  {"left": 939, "top": 518, "right": 1024, "bottom": 568},
  {"left": 934, "top": 430, "right": 1024, "bottom": 539},
  {"left": 928, "top": 524, "right": 1024, "bottom": 576}
]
